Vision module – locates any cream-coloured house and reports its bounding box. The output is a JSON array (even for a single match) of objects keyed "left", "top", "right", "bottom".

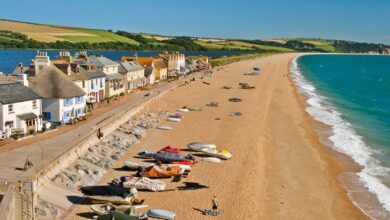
[
  {"left": 159, "top": 52, "right": 187, "bottom": 76},
  {"left": 118, "top": 61, "right": 146, "bottom": 92}
]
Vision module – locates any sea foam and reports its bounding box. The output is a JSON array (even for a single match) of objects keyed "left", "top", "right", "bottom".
[{"left": 290, "top": 57, "right": 390, "bottom": 214}]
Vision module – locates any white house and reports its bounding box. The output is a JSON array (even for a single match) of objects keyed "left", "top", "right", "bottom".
[
  {"left": 89, "top": 56, "right": 125, "bottom": 98},
  {"left": 28, "top": 66, "right": 87, "bottom": 124},
  {"left": 118, "top": 61, "right": 146, "bottom": 92},
  {"left": 0, "top": 74, "right": 42, "bottom": 138},
  {"left": 159, "top": 52, "right": 187, "bottom": 76}
]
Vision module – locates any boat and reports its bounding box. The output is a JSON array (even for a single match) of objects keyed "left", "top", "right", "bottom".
[
  {"left": 177, "top": 108, "right": 189, "bottom": 112},
  {"left": 200, "top": 149, "right": 232, "bottom": 160},
  {"left": 166, "top": 164, "right": 191, "bottom": 171},
  {"left": 81, "top": 185, "right": 129, "bottom": 198},
  {"left": 124, "top": 161, "right": 155, "bottom": 170},
  {"left": 136, "top": 150, "right": 154, "bottom": 159},
  {"left": 153, "top": 151, "right": 191, "bottom": 163},
  {"left": 123, "top": 177, "right": 166, "bottom": 192},
  {"left": 97, "top": 210, "right": 147, "bottom": 220},
  {"left": 157, "top": 126, "right": 173, "bottom": 130},
  {"left": 89, "top": 195, "right": 133, "bottom": 205},
  {"left": 184, "top": 106, "right": 201, "bottom": 111},
  {"left": 167, "top": 117, "right": 181, "bottom": 122},
  {"left": 142, "top": 165, "right": 180, "bottom": 178},
  {"left": 160, "top": 146, "right": 181, "bottom": 153},
  {"left": 146, "top": 209, "right": 176, "bottom": 220},
  {"left": 186, "top": 142, "right": 217, "bottom": 152},
  {"left": 170, "top": 161, "right": 193, "bottom": 165},
  {"left": 168, "top": 113, "right": 183, "bottom": 119},
  {"left": 91, "top": 204, "right": 149, "bottom": 215},
  {"left": 203, "top": 157, "right": 221, "bottom": 163}
]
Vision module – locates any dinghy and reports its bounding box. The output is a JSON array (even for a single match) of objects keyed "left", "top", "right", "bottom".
[
  {"left": 170, "top": 161, "right": 193, "bottom": 165},
  {"left": 153, "top": 151, "right": 191, "bottom": 163},
  {"left": 91, "top": 204, "right": 149, "bottom": 215},
  {"left": 187, "top": 142, "right": 217, "bottom": 152},
  {"left": 124, "top": 161, "right": 155, "bottom": 169},
  {"left": 167, "top": 117, "right": 181, "bottom": 122},
  {"left": 136, "top": 150, "right": 154, "bottom": 159},
  {"left": 203, "top": 157, "right": 221, "bottom": 163},
  {"left": 146, "top": 209, "right": 176, "bottom": 220},
  {"left": 160, "top": 146, "right": 181, "bottom": 153},
  {"left": 157, "top": 126, "right": 173, "bottom": 130},
  {"left": 200, "top": 149, "right": 232, "bottom": 160},
  {"left": 89, "top": 195, "right": 132, "bottom": 205},
  {"left": 177, "top": 108, "right": 189, "bottom": 112},
  {"left": 123, "top": 177, "right": 166, "bottom": 192},
  {"left": 168, "top": 113, "right": 183, "bottom": 119},
  {"left": 142, "top": 165, "right": 180, "bottom": 178}
]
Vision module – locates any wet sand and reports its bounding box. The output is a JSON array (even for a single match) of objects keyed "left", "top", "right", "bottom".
[{"left": 68, "top": 53, "right": 368, "bottom": 219}]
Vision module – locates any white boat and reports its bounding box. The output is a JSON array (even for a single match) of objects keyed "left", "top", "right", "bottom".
[
  {"left": 157, "top": 126, "right": 173, "bottom": 130},
  {"left": 89, "top": 195, "right": 132, "bottom": 205},
  {"left": 187, "top": 142, "right": 217, "bottom": 152},
  {"left": 123, "top": 177, "right": 166, "bottom": 192},
  {"left": 124, "top": 161, "right": 155, "bottom": 169},
  {"left": 91, "top": 204, "right": 149, "bottom": 216},
  {"left": 203, "top": 157, "right": 221, "bottom": 163},
  {"left": 167, "top": 117, "right": 181, "bottom": 122},
  {"left": 146, "top": 209, "right": 176, "bottom": 220},
  {"left": 200, "top": 149, "right": 232, "bottom": 160},
  {"left": 177, "top": 108, "right": 189, "bottom": 112}
]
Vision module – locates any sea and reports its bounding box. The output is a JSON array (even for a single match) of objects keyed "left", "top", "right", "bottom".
[
  {"left": 291, "top": 54, "right": 390, "bottom": 219},
  {"left": 0, "top": 49, "right": 250, "bottom": 73}
]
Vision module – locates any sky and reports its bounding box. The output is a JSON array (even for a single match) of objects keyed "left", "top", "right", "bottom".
[{"left": 1, "top": 0, "right": 390, "bottom": 44}]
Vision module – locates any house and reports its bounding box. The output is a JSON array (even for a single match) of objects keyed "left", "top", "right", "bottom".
[
  {"left": 0, "top": 74, "right": 42, "bottom": 138},
  {"left": 152, "top": 58, "right": 168, "bottom": 82},
  {"left": 132, "top": 57, "right": 156, "bottom": 85},
  {"left": 118, "top": 61, "right": 146, "bottom": 92},
  {"left": 186, "top": 56, "right": 210, "bottom": 71},
  {"left": 28, "top": 65, "right": 87, "bottom": 124},
  {"left": 159, "top": 52, "right": 188, "bottom": 76},
  {"left": 89, "top": 56, "right": 125, "bottom": 98}
]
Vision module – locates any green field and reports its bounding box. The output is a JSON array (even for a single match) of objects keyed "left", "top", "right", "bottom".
[
  {"left": 302, "top": 40, "right": 335, "bottom": 52},
  {"left": 195, "top": 40, "right": 293, "bottom": 52},
  {"left": 0, "top": 35, "right": 22, "bottom": 42},
  {"left": 58, "top": 28, "right": 140, "bottom": 45}
]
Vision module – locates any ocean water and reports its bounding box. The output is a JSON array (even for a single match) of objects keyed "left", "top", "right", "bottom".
[
  {"left": 0, "top": 49, "right": 250, "bottom": 73},
  {"left": 291, "top": 54, "right": 390, "bottom": 217}
]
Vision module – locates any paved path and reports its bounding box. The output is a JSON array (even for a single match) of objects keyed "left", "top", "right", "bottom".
[{"left": 0, "top": 73, "right": 204, "bottom": 183}]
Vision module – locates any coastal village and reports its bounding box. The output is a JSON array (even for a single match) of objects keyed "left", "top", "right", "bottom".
[{"left": 0, "top": 51, "right": 210, "bottom": 139}]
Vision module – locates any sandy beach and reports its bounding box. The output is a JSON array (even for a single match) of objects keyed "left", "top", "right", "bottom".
[{"left": 68, "top": 53, "right": 368, "bottom": 219}]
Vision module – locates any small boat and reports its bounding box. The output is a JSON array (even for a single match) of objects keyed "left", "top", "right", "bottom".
[
  {"left": 157, "top": 126, "right": 173, "bottom": 130},
  {"left": 136, "top": 150, "right": 154, "bottom": 159},
  {"left": 168, "top": 114, "right": 183, "bottom": 119},
  {"left": 142, "top": 165, "right": 180, "bottom": 178},
  {"left": 124, "top": 161, "right": 155, "bottom": 169},
  {"left": 201, "top": 149, "right": 232, "bottom": 160},
  {"left": 123, "top": 177, "right": 166, "bottom": 192},
  {"left": 170, "top": 160, "right": 193, "bottom": 165},
  {"left": 91, "top": 204, "right": 149, "bottom": 215},
  {"left": 89, "top": 195, "right": 133, "bottom": 205},
  {"left": 185, "top": 107, "right": 201, "bottom": 111},
  {"left": 166, "top": 164, "right": 191, "bottom": 171},
  {"left": 177, "top": 108, "right": 189, "bottom": 112},
  {"left": 153, "top": 151, "right": 191, "bottom": 163},
  {"left": 146, "top": 209, "right": 176, "bottom": 220},
  {"left": 160, "top": 146, "right": 181, "bottom": 153},
  {"left": 203, "top": 157, "right": 221, "bottom": 163},
  {"left": 167, "top": 117, "right": 181, "bottom": 122},
  {"left": 187, "top": 142, "right": 217, "bottom": 152},
  {"left": 97, "top": 210, "right": 148, "bottom": 220}
]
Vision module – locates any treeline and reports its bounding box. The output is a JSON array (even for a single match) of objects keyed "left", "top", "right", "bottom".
[
  {"left": 333, "top": 40, "right": 389, "bottom": 53},
  {"left": 241, "top": 39, "right": 328, "bottom": 52}
]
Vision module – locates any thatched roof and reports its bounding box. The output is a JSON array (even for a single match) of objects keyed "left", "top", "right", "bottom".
[{"left": 28, "top": 66, "right": 86, "bottom": 99}]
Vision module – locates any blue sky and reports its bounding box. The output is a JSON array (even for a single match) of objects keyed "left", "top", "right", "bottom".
[{"left": 1, "top": 0, "right": 390, "bottom": 44}]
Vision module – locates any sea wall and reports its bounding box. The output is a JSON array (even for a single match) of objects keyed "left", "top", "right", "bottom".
[{"left": 0, "top": 184, "right": 15, "bottom": 220}]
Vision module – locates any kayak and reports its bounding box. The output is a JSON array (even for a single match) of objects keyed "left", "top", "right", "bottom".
[
  {"left": 123, "top": 177, "right": 166, "bottom": 192},
  {"left": 124, "top": 161, "right": 155, "bottom": 169},
  {"left": 203, "top": 157, "right": 221, "bottom": 163},
  {"left": 200, "top": 149, "right": 232, "bottom": 160},
  {"left": 146, "top": 209, "right": 176, "bottom": 220},
  {"left": 153, "top": 151, "right": 191, "bottom": 163},
  {"left": 89, "top": 195, "right": 132, "bottom": 205},
  {"left": 187, "top": 142, "right": 217, "bottom": 152},
  {"left": 177, "top": 108, "right": 189, "bottom": 112},
  {"left": 170, "top": 161, "right": 193, "bottom": 165},
  {"left": 167, "top": 117, "right": 181, "bottom": 122},
  {"left": 168, "top": 113, "right": 183, "bottom": 119},
  {"left": 157, "top": 126, "right": 173, "bottom": 130},
  {"left": 160, "top": 146, "right": 181, "bottom": 153}
]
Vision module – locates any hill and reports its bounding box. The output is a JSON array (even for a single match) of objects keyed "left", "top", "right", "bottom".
[{"left": 0, "top": 19, "right": 389, "bottom": 54}]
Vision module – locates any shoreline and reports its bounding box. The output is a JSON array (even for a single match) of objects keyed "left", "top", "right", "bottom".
[
  {"left": 290, "top": 54, "right": 390, "bottom": 219},
  {"left": 66, "top": 53, "right": 368, "bottom": 219}
]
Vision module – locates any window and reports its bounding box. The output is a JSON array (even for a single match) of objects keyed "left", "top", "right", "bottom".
[
  {"left": 8, "top": 104, "right": 13, "bottom": 113},
  {"left": 91, "top": 80, "right": 94, "bottom": 90},
  {"left": 32, "top": 100, "right": 37, "bottom": 109},
  {"left": 63, "top": 99, "right": 67, "bottom": 107},
  {"left": 100, "top": 78, "right": 103, "bottom": 88},
  {"left": 82, "top": 81, "right": 85, "bottom": 88},
  {"left": 75, "top": 96, "right": 79, "bottom": 104}
]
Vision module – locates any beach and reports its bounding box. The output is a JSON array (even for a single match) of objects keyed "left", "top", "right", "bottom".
[{"left": 68, "top": 53, "right": 368, "bottom": 219}]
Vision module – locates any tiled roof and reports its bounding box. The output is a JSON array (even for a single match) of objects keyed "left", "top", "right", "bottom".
[
  {"left": 89, "top": 56, "right": 119, "bottom": 67},
  {"left": 119, "top": 61, "right": 144, "bottom": 74},
  {"left": 0, "top": 82, "right": 40, "bottom": 104}
]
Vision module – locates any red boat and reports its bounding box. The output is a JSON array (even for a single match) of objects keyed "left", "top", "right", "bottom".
[
  {"left": 160, "top": 146, "right": 181, "bottom": 153},
  {"left": 170, "top": 160, "right": 193, "bottom": 165}
]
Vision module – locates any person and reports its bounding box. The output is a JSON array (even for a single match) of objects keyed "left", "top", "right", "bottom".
[{"left": 212, "top": 195, "right": 219, "bottom": 215}]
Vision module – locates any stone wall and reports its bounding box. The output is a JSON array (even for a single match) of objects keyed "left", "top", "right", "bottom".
[{"left": 0, "top": 184, "right": 15, "bottom": 220}]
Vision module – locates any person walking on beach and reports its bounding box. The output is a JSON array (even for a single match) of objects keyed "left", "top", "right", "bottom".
[{"left": 212, "top": 195, "right": 219, "bottom": 215}]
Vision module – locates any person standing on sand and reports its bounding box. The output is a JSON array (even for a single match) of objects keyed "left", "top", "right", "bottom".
[{"left": 212, "top": 195, "right": 219, "bottom": 214}]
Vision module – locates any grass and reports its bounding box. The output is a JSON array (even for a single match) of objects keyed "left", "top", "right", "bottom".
[
  {"left": 196, "top": 40, "right": 294, "bottom": 52},
  {"left": 0, "top": 35, "right": 22, "bottom": 42},
  {"left": 59, "top": 28, "right": 140, "bottom": 45}
]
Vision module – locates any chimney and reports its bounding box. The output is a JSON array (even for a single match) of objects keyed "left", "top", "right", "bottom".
[
  {"left": 18, "top": 62, "right": 24, "bottom": 74},
  {"left": 17, "top": 74, "right": 28, "bottom": 87}
]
